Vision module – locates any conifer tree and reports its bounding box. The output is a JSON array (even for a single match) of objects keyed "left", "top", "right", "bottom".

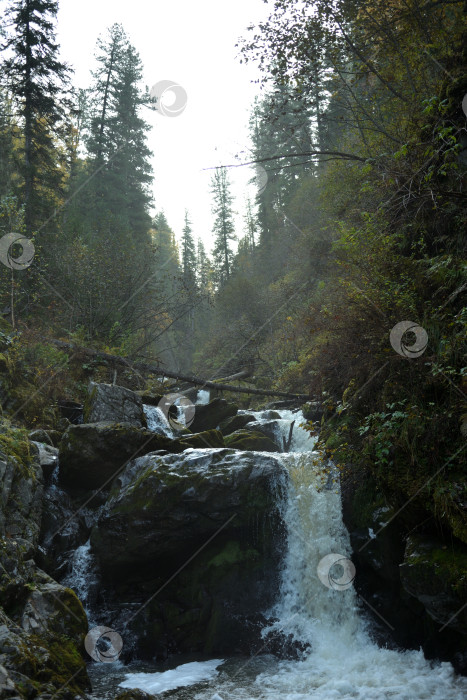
[
  {"left": 181, "top": 210, "right": 196, "bottom": 283},
  {"left": 210, "top": 166, "right": 236, "bottom": 286},
  {"left": 1, "top": 0, "right": 70, "bottom": 236}
]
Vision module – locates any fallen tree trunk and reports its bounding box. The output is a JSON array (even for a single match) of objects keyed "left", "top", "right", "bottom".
[{"left": 43, "top": 337, "right": 311, "bottom": 400}]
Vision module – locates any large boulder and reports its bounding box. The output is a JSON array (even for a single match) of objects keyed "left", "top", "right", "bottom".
[
  {"left": 244, "top": 419, "right": 280, "bottom": 444},
  {"left": 224, "top": 430, "right": 280, "bottom": 452},
  {"left": 58, "top": 422, "right": 177, "bottom": 490},
  {"left": 90, "top": 449, "right": 288, "bottom": 657},
  {"left": 0, "top": 445, "right": 43, "bottom": 554},
  {"left": 84, "top": 382, "right": 146, "bottom": 427},
  {"left": 218, "top": 413, "right": 255, "bottom": 436},
  {"left": 58, "top": 422, "right": 228, "bottom": 490},
  {"left": 30, "top": 441, "right": 58, "bottom": 478},
  {"left": 189, "top": 398, "right": 237, "bottom": 433}
]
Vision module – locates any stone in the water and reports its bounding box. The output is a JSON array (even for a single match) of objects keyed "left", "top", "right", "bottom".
[
  {"left": 224, "top": 429, "right": 279, "bottom": 452},
  {"left": 90, "top": 448, "right": 288, "bottom": 657},
  {"left": 84, "top": 382, "right": 146, "bottom": 427},
  {"left": 218, "top": 413, "right": 255, "bottom": 436},
  {"left": 189, "top": 398, "right": 237, "bottom": 433}
]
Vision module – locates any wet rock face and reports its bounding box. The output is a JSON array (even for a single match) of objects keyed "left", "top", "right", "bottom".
[
  {"left": 0, "top": 450, "right": 43, "bottom": 551},
  {"left": 91, "top": 448, "right": 286, "bottom": 576},
  {"left": 58, "top": 421, "right": 176, "bottom": 490},
  {"left": 400, "top": 535, "right": 467, "bottom": 635},
  {"left": 341, "top": 471, "right": 467, "bottom": 668},
  {"left": 84, "top": 382, "right": 147, "bottom": 427},
  {"left": 224, "top": 429, "right": 280, "bottom": 452},
  {"left": 0, "top": 445, "right": 90, "bottom": 699},
  {"left": 30, "top": 440, "right": 59, "bottom": 478},
  {"left": 244, "top": 420, "right": 280, "bottom": 445},
  {"left": 90, "top": 449, "right": 288, "bottom": 657},
  {"left": 189, "top": 398, "right": 237, "bottom": 433}
]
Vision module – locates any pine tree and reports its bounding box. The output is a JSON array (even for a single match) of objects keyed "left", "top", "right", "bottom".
[
  {"left": 80, "top": 24, "right": 152, "bottom": 239},
  {"left": 180, "top": 210, "right": 196, "bottom": 283},
  {"left": 1, "top": 0, "right": 70, "bottom": 236},
  {"left": 0, "top": 89, "right": 15, "bottom": 199},
  {"left": 210, "top": 166, "right": 236, "bottom": 286},
  {"left": 196, "top": 238, "right": 210, "bottom": 290},
  {"left": 244, "top": 196, "right": 257, "bottom": 250}
]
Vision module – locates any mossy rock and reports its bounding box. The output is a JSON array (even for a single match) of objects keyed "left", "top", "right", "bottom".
[
  {"left": 115, "top": 691, "right": 157, "bottom": 700},
  {"left": 179, "top": 429, "right": 225, "bottom": 449},
  {"left": 219, "top": 413, "right": 255, "bottom": 436},
  {"left": 189, "top": 398, "right": 238, "bottom": 433},
  {"left": 84, "top": 382, "right": 146, "bottom": 427},
  {"left": 59, "top": 421, "right": 185, "bottom": 490},
  {"left": 0, "top": 421, "right": 34, "bottom": 478},
  {"left": 0, "top": 607, "right": 90, "bottom": 699},
  {"left": 400, "top": 535, "right": 467, "bottom": 634},
  {"left": 224, "top": 430, "right": 279, "bottom": 452}
]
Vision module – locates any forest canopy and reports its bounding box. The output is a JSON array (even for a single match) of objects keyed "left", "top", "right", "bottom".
[{"left": 0, "top": 0, "right": 465, "bottom": 505}]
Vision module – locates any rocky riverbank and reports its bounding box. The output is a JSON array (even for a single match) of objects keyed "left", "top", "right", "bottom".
[{"left": 1, "top": 380, "right": 466, "bottom": 699}]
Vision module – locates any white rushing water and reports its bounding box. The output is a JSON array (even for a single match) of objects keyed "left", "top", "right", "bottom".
[
  {"left": 118, "top": 660, "right": 224, "bottom": 694},
  {"left": 94, "top": 409, "right": 467, "bottom": 699},
  {"left": 196, "top": 389, "right": 211, "bottom": 405},
  {"left": 62, "top": 538, "right": 99, "bottom": 624},
  {"left": 143, "top": 404, "right": 174, "bottom": 437}
]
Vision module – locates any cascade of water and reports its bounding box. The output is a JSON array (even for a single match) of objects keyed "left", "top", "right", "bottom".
[
  {"left": 143, "top": 404, "right": 174, "bottom": 437},
  {"left": 89, "top": 407, "right": 467, "bottom": 699},
  {"left": 195, "top": 389, "right": 210, "bottom": 405},
  {"left": 62, "top": 538, "right": 99, "bottom": 624}
]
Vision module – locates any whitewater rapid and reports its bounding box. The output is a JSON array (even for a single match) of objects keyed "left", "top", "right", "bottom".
[{"left": 92, "top": 408, "right": 467, "bottom": 699}]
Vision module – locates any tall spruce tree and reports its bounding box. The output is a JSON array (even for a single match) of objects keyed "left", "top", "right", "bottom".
[
  {"left": 1, "top": 0, "right": 70, "bottom": 236},
  {"left": 78, "top": 24, "right": 152, "bottom": 240},
  {"left": 210, "top": 166, "right": 236, "bottom": 286},
  {"left": 196, "top": 237, "right": 210, "bottom": 290},
  {"left": 181, "top": 210, "right": 196, "bottom": 283}
]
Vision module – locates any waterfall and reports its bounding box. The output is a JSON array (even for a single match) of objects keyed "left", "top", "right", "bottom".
[
  {"left": 62, "top": 539, "right": 99, "bottom": 624},
  {"left": 265, "top": 452, "right": 360, "bottom": 648},
  {"left": 196, "top": 389, "right": 210, "bottom": 405},
  {"left": 143, "top": 404, "right": 174, "bottom": 437},
  {"left": 89, "top": 408, "right": 467, "bottom": 699},
  {"left": 247, "top": 413, "right": 467, "bottom": 699}
]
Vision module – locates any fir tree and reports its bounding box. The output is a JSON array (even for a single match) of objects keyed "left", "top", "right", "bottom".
[
  {"left": 181, "top": 210, "right": 196, "bottom": 283},
  {"left": 1, "top": 0, "right": 70, "bottom": 235},
  {"left": 210, "top": 166, "right": 236, "bottom": 286}
]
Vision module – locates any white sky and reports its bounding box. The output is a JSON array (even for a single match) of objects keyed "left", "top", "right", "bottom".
[{"left": 57, "top": 0, "right": 271, "bottom": 253}]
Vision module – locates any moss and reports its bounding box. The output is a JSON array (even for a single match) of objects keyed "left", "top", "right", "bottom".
[
  {"left": 39, "top": 635, "right": 89, "bottom": 694},
  {"left": 224, "top": 430, "right": 279, "bottom": 452},
  {"left": 207, "top": 540, "right": 259, "bottom": 568},
  {"left": 0, "top": 421, "right": 34, "bottom": 477},
  {"left": 350, "top": 480, "right": 385, "bottom": 529},
  {"left": 405, "top": 537, "right": 467, "bottom": 597},
  {"left": 82, "top": 383, "right": 97, "bottom": 422}
]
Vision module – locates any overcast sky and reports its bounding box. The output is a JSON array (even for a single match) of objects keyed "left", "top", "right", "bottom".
[{"left": 57, "top": 0, "right": 270, "bottom": 252}]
